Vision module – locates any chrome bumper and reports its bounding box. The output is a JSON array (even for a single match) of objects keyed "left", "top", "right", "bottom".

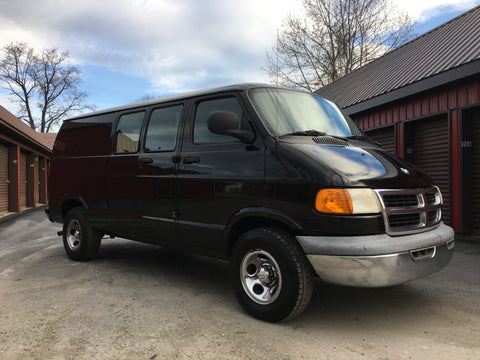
[{"left": 296, "top": 222, "right": 455, "bottom": 287}]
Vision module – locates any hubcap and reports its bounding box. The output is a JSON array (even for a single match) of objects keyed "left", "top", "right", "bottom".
[
  {"left": 240, "top": 250, "right": 282, "bottom": 305},
  {"left": 66, "top": 219, "right": 81, "bottom": 251}
]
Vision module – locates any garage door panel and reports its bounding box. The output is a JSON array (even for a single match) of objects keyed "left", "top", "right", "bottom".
[
  {"left": 19, "top": 152, "right": 27, "bottom": 209},
  {"left": 472, "top": 108, "right": 480, "bottom": 232},
  {"left": 409, "top": 116, "right": 450, "bottom": 225},
  {"left": 0, "top": 144, "right": 8, "bottom": 212},
  {"left": 366, "top": 126, "right": 395, "bottom": 155}
]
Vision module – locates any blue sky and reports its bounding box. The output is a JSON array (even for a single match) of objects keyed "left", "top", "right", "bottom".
[{"left": 0, "top": 0, "right": 479, "bottom": 123}]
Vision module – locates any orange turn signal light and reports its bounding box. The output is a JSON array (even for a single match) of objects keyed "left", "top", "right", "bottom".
[{"left": 315, "top": 189, "right": 353, "bottom": 215}]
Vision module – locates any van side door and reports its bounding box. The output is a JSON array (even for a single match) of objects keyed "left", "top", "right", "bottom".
[
  {"left": 176, "top": 93, "right": 265, "bottom": 251},
  {"left": 135, "top": 103, "right": 184, "bottom": 244},
  {"left": 104, "top": 110, "right": 146, "bottom": 236}
]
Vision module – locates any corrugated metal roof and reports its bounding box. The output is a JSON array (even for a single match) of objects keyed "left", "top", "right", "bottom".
[{"left": 315, "top": 5, "right": 480, "bottom": 109}]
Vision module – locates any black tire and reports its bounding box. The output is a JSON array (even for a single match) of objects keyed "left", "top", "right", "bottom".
[
  {"left": 62, "top": 207, "right": 101, "bottom": 261},
  {"left": 231, "top": 227, "right": 314, "bottom": 322}
]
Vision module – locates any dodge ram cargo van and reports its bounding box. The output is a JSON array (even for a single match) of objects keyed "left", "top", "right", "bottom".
[{"left": 46, "top": 83, "right": 454, "bottom": 322}]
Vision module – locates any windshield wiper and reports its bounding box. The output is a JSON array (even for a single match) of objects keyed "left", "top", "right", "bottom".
[
  {"left": 284, "top": 130, "right": 327, "bottom": 137},
  {"left": 284, "top": 131, "right": 378, "bottom": 145},
  {"left": 347, "top": 135, "right": 381, "bottom": 146}
]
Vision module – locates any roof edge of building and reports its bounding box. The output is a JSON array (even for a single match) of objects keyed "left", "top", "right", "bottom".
[
  {"left": 342, "top": 58, "right": 480, "bottom": 116},
  {"left": 0, "top": 106, "right": 53, "bottom": 152}
]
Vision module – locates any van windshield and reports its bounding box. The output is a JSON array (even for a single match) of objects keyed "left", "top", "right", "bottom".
[{"left": 249, "top": 88, "right": 362, "bottom": 138}]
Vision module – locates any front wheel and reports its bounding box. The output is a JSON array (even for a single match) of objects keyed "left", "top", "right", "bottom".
[{"left": 231, "top": 228, "right": 314, "bottom": 322}]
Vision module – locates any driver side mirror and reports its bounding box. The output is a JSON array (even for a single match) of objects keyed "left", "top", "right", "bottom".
[{"left": 207, "top": 111, "right": 254, "bottom": 143}]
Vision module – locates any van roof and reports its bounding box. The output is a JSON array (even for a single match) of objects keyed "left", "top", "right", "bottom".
[{"left": 65, "top": 83, "right": 285, "bottom": 122}]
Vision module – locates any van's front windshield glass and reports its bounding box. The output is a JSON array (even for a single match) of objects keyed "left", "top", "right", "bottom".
[{"left": 249, "top": 88, "right": 362, "bottom": 138}]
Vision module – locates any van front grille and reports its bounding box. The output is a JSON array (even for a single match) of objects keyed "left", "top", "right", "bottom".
[
  {"left": 375, "top": 187, "right": 442, "bottom": 235},
  {"left": 383, "top": 194, "right": 418, "bottom": 208},
  {"left": 389, "top": 213, "right": 421, "bottom": 229}
]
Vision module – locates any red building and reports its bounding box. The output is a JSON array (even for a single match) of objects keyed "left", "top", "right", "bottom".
[
  {"left": 316, "top": 6, "right": 480, "bottom": 234},
  {"left": 0, "top": 106, "right": 53, "bottom": 216}
]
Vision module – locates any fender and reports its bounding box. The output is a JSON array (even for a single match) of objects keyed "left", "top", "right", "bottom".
[
  {"left": 59, "top": 196, "right": 88, "bottom": 220},
  {"left": 222, "top": 207, "right": 304, "bottom": 256}
]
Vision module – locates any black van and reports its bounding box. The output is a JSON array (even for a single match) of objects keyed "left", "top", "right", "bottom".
[{"left": 46, "top": 83, "right": 454, "bottom": 322}]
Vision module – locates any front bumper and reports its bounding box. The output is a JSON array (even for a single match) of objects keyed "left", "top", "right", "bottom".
[{"left": 296, "top": 222, "right": 454, "bottom": 287}]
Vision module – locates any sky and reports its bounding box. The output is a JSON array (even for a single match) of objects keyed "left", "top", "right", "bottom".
[{"left": 0, "top": 0, "right": 479, "bottom": 123}]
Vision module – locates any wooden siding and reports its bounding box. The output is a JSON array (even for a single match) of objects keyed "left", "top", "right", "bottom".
[{"left": 353, "top": 78, "right": 480, "bottom": 130}]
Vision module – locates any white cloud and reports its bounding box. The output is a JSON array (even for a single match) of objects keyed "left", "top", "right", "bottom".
[
  {"left": 393, "top": 0, "right": 479, "bottom": 22},
  {"left": 0, "top": 0, "right": 478, "bottom": 98},
  {"left": 0, "top": 0, "right": 303, "bottom": 93}
]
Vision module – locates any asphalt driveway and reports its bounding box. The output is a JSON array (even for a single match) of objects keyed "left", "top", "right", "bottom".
[{"left": 1, "top": 208, "right": 479, "bottom": 360}]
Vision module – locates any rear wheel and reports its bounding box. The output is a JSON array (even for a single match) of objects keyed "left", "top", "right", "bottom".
[
  {"left": 63, "top": 207, "right": 101, "bottom": 261},
  {"left": 231, "top": 227, "right": 314, "bottom": 322}
]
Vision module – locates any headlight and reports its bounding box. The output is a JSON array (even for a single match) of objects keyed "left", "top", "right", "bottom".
[{"left": 315, "top": 188, "right": 382, "bottom": 215}]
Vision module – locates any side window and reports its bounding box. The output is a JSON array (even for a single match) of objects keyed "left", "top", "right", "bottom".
[
  {"left": 145, "top": 105, "right": 183, "bottom": 152},
  {"left": 194, "top": 97, "right": 243, "bottom": 144},
  {"left": 114, "top": 111, "right": 145, "bottom": 154}
]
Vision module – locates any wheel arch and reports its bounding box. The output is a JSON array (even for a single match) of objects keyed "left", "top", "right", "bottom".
[
  {"left": 223, "top": 207, "right": 303, "bottom": 259},
  {"left": 61, "top": 197, "right": 87, "bottom": 220}
]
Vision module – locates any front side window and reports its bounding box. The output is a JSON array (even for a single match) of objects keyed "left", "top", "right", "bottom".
[
  {"left": 144, "top": 105, "right": 183, "bottom": 152},
  {"left": 114, "top": 111, "right": 145, "bottom": 154},
  {"left": 194, "top": 97, "right": 243, "bottom": 144},
  {"left": 249, "top": 88, "right": 362, "bottom": 138}
]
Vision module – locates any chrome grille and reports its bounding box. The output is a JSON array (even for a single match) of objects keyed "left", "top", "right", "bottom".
[
  {"left": 383, "top": 194, "right": 419, "bottom": 208},
  {"left": 389, "top": 213, "right": 421, "bottom": 229},
  {"left": 375, "top": 187, "right": 442, "bottom": 235}
]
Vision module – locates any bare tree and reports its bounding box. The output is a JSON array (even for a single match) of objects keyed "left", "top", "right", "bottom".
[
  {"left": 134, "top": 93, "right": 157, "bottom": 103},
  {"left": 0, "top": 42, "right": 94, "bottom": 132},
  {"left": 264, "top": 0, "right": 415, "bottom": 91}
]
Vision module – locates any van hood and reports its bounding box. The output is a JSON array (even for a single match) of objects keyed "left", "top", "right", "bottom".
[{"left": 278, "top": 140, "right": 432, "bottom": 188}]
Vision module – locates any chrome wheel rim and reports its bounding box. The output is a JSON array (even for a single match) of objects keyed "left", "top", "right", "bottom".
[
  {"left": 240, "top": 249, "right": 282, "bottom": 305},
  {"left": 66, "top": 219, "right": 81, "bottom": 251}
]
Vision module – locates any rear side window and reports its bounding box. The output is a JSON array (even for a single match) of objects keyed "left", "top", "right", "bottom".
[
  {"left": 53, "top": 114, "right": 114, "bottom": 157},
  {"left": 194, "top": 97, "right": 243, "bottom": 144},
  {"left": 114, "top": 111, "right": 145, "bottom": 154},
  {"left": 144, "top": 105, "right": 183, "bottom": 152}
]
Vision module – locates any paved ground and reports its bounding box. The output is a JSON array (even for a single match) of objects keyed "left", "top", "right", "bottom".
[{"left": 0, "top": 208, "right": 479, "bottom": 360}]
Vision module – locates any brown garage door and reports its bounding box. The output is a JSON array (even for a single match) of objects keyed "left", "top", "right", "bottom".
[
  {"left": 0, "top": 143, "right": 8, "bottom": 212},
  {"left": 35, "top": 158, "right": 39, "bottom": 204},
  {"left": 409, "top": 115, "right": 450, "bottom": 225},
  {"left": 19, "top": 152, "right": 27, "bottom": 209},
  {"left": 472, "top": 108, "right": 480, "bottom": 233},
  {"left": 366, "top": 125, "right": 395, "bottom": 155}
]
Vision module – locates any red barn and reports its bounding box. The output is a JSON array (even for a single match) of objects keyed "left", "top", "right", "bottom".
[{"left": 316, "top": 6, "right": 480, "bottom": 235}]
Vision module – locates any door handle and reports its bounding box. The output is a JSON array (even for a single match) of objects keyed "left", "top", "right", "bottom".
[
  {"left": 139, "top": 157, "right": 154, "bottom": 164},
  {"left": 182, "top": 157, "right": 200, "bottom": 164}
]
